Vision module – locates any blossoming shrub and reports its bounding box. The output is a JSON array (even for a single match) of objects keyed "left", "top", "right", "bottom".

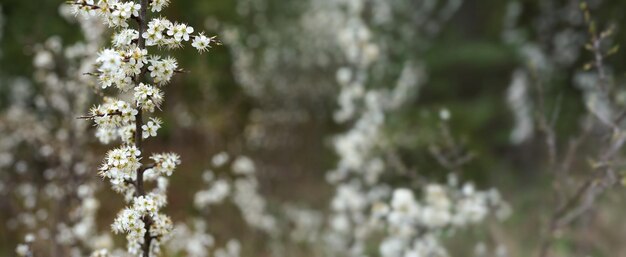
[
  {"left": 68, "top": 0, "right": 218, "bottom": 256},
  {"left": 1, "top": 7, "right": 109, "bottom": 257}
]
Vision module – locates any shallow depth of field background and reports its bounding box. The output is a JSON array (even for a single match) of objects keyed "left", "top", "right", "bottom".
[{"left": 2, "top": 0, "right": 626, "bottom": 256}]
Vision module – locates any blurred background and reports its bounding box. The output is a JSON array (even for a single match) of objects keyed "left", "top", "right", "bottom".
[{"left": 2, "top": 0, "right": 626, "bottom": 256}]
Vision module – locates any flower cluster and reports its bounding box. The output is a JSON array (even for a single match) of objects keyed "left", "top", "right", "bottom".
[
  {"left": 166, "top": 220, "right": 215, "bottom": 257},
  {"left": 15, "top": 234, "right": 34, "bottom": 257},
  {"left": 0, "top": 8, "right": 113, "bottom": 256},
  {"left": 71, "top": 0, "right": 140, "bottom": 28},
  {"left": 98, "top": 145, "right": 141, "bottom": 185},
  {"left": 141, "top": 117, "right": 162, "bottom": 139},
  {"left": 96, "top": 47, "right": 148, "bottom": 91},
  {"left": 113, "top": 29, "right": 139, "bottom": 47},
  {"left": 141, "top": 17, "right": 216, "bottom": 51},
  {"left": 194, "top": 175, "right": 230, "bottom": 207},
  {"left": 134, "top": 84, "right": 164, "bottom": 112},
  {"left": 165, "top": 153, "right": 262, "bottom": 257},
  {"left": 194, "top": 153, "right": 277, "bottom": 235},
  {"left": 91, "top": 98, "right": 137, "bottom": 127},
  {"left": 374, "top": 184, "right": 509, "bottom": 257},
  {"left": 111, "top": 194, "right": 172, "bottom": 246},
  {"left": 150, "top": 0, "right": 169, "bottom": 12},
  {"left": 213, "top": 240, "right": 241, "bottom": 257},
  {"left": 148, "top": 56, "right": 177, "bottom": 85},
  {"left": 148, "top": 153, "right": 181, "bottom": 177},
  {"left": 192, "top": 33, "right": 217, "bottom": 53},
  {"left": 89, "top": 97, "right": 138, "bottom": 144}
]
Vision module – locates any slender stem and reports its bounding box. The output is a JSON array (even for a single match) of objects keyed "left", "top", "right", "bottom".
[
  {"left": 593, "top": 38, "right": 608, "bottom": 94},
  {"left": 537, "top": 10, "right": 617, "bottom": 256},
  {"left": 133, "top": 0, "right": 152, "bottom": 256},
  {"left": 76, "top": 111, "right": 122, "bottom": 119}
]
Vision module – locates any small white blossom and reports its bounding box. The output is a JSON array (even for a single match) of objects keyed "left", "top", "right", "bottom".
[
  {"left": 90, "top": 249, "right": 110, "bottom": 257},
  {"left": 211, "top": 152, "right": 229, "bottom": 167},
  {"left": 150, "top": 152, "right": 181, "bottom": 176},
  {"left": 106, "top": 2, "right": 140, "bottom": 28},
  {"left": 167, "top": 23, "right": 194, "bottom": 42},
  {"left": 15, "top": 244, "right": 30, "bottom": 257},
  {"left": 142, "top": 117, "right": 162, "bottom": 139},
  {"left": 232, "top": 156, "right": 255, "bottom": 175},
  {"left": 24, "top": 234, "right": 35, "bottom": 243},
  {"left": 113, "top": 29, "right": 139, "bottom": 47},
  {"left": 214, "top": 239, "right": 241, "bottom": 257},
  {"left": 134, "top": 83, "right": 164, "bottom": 112},
  {"left": 148, "top": 56, "right": 177, "bottom": 85},
  {"left": 98, "top": 145, "right": 142, "bottom": 185},
  {"left": 90, "top": 98, "right": 138, "bottom": 128},
  {"left": 191, "top": 33, "right": 215, "bottom": 53},
  {"left": 143, "top": 18, "right": 174, "bottom": 47},
  {"left": 150, "top": 0, "right": 170, "bottom": 12}
]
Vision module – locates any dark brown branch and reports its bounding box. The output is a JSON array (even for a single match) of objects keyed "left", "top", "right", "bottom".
[
  {"left": 76, "top": 111, "right": 122, "bottom": 120},
  {"left": 67, "top": 1, "right": 140, "bottom": 20},
  {"left": 66, "top": 1, "right": 101, "bottom": 10},
  {"left": 124, "top": 179, "right": 136, "bottom": 187},
  {"left": 134, "top": 0, "right": 152, "bottom": 256},
  {"left": 83, "top": 72, "right": 101, "bottom": 76}
]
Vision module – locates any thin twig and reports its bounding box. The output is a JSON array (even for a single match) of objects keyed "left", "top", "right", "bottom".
[{"left": 76, "top": 111, "right": 122, "bottom": 119}]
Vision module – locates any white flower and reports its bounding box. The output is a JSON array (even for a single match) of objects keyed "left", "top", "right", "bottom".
[
  {"left": 71, "top": 0, "right": 96, "bottom": 15},
  {"left": 134, "top": 83, "right": 163, "bottom": 112},
  {"left": 211, "top": 152, "right": 229, "bottom": 167},
  {"left": 150, "top": 0, "right": 170, "bottom": 12},
  {"left": 112, "top": 207, "right": 145, "bottom": 236},
  {"left": 148, "top": 56, "right": 177, "bottom": 85},
  {"left": 96, "top": 49, "right": 137, "bottom": 90},
  {"left": 232, "top": 156, "right": 255, "bottom": 175},
  {"left": 15, "top": 244, "right": 29, "bottom": 257},
  {"left": 150, "top": 213, "right": 173, "bottom": 238},
  {"left": 24, "top": 233, "right": 35, "bottom": 243},
  {"left": 439, "top": 108, "right": 451, "bottom": 121},
  {"left": 124, "top": 47, "right": 148, "bottom": 75},
  {"left": 424, "top": 184, "right": 450, "bottom": 209},
  {"left": 331, "top": 184, "right": 366, "bottom": 212},
  {"left": 167, "top": 23, "right": 194, "bottom": 42},
  {"left": 191, "top": 33, "right": 214, "bottom": 53},
  {"left": 214, "top": 239, "right": 241, "bottom": 257},
  {"left": 150, "top": 152, "right": 181, "bottom": 176},
  {"left": 90, "top": 249, "right": 110, "bottom": 257},
  {"left": 118, "top": 124, "right": 136, "bottom": 144},
  {"left": 113, "top": 29, "right": 139, "bottom": 47},
  {"left": 388, "top": 188, "right": 420, "bottom": 235},
  {"left": 90, "top": 98, "right": 137, "bottom": 128},
  {"left": 420, "top": 205, "right": 451, "bottom": 228},
  {"left": 107, "top": 2, "right": 140, "bottom": 28},
  {"left": 97, "top": 49, "right": 123, "bottom": 73},
  {"left": 99, "top": 145, "right": 141, "bottom": 184},
  {"left": 133, "top": 194, "right": 161, "bottom": 216},
  {"left": 379, "top": 237, "right": 405, "bottom": 257},
  {"left": 142, "top": 118, "right": 162, "bottom": 139},
  {"left": 453, "top": 195, "right": 488, "bottom": 225},
  {"left": 194, "top": 179, "right": 230, "bottom": 208},
  {"left": 96, "top": 127, "right": 117, "bottom": 144},
  {"left": 143, "top": 18, "right": 172, "bottom": 46}
]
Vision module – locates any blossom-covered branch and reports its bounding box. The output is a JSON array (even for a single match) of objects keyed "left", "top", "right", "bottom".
[{"left": 71, "top": 0, "right": 219, "bottom": 256}]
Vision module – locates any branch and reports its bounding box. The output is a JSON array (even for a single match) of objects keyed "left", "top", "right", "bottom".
[
  {"left": 67, "top": 1, "right": 140, "bottom": 20},
  {"left": 133, "top": 1, "right": 152, "bottom": 257},
  {"left": 76, "top": 111, "right": 122, "bottom": 120}
]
